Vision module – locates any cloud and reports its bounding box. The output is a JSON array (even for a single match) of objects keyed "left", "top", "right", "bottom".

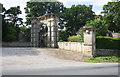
[
  {"left": 95, "top": 10, "right": 102, "bottom": 15},
  {"left": 58, "top": 0, "right": 92, "bottom": 2},
  {"left": 92, "top": 0, "right": 112, "bottom": 6},
  {"left": 58, "top": 0, "right": 111, "bottom": 6}
]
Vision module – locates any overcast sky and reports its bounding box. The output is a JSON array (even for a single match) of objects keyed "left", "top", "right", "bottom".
[{"left": 0, "top": 0, "right": 112, "bottom": 22}]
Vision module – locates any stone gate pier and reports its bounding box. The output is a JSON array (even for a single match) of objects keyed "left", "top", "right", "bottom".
[{"left": 82, "top": 26, "right": 96, "bottom": 57}]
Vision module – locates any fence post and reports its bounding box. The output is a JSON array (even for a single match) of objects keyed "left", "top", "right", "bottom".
[{"left": 0, "top": 3, "right": 2, "bottom": 47}]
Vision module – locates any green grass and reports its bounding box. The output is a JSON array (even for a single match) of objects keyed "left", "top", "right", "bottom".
[{"left": 86, "top": 56, "right": 120, "bottom": 63}]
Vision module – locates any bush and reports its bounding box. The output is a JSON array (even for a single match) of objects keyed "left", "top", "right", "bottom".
[
  {"left": 76, "top": 29, "right": 84, "bottom": 42},
  {"left": 59, "top": 40, "right": 64, "bottom": 42},
  {"left": 68, "top": 35, "right": 80, "bottom": 42},
  {"left": 96, "top": 36, "right": 120, "bottom": 50}
]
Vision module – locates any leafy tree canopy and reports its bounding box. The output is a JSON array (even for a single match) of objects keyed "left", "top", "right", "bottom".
[
  {"left": 102, "top": 2, "right": 120, "bottom": 32},
  {"left": 2, "top": 6, "right": 23, "bottom": 42},
  {"left": 61, "top": 5, "right": 95, "bottom": 36},
  {"left": 4, "top": 6, "right": 23, "bottom": 27},
  {"left": 86, "top": 18, "right": 108, "bottom": 36}
]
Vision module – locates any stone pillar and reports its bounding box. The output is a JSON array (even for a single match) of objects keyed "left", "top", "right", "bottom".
[
  {"left": 46, "top": 16, "right": 58, "bottom": 48},
  {"left": 31, "top": 20, "right": 40, "bottom": 47},
  {"left": 50, "top": 16, "right": 58, "bottom": 48},
  {"left": 82, "top": 26, "right": 96, "bottom": 57},
  {"left": 47, "top": 21, "right": 51, "bottom": 47}
]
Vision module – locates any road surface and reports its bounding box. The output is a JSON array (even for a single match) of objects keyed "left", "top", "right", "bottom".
[{"left": 1, "top": 48, "right": 119, "bottom": 75}]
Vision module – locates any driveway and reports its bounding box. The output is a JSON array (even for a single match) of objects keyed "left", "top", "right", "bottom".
[{"left": 1, "top": 47, "right": 119, "bottom": 75}]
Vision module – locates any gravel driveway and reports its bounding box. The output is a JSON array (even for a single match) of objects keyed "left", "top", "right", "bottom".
[
  {"left": 2, "top": 48, "right": 74, "bottom": 65},
  {"left": 2, "top": 47, "right": 86, "bottom": 70}
]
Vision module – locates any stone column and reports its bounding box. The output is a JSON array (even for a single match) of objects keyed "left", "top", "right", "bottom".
[
  {"left": 51, "top": 17, "right": 58, "bottom": 48},
  {"left": 31, "top": 20, "right": 40, "bottom": 47},
  {"left": 82, "top": 26, "right": 96, "bottom": 57},
  {"left": 47, "top": 21, "right": 51, "bottom": 47}
]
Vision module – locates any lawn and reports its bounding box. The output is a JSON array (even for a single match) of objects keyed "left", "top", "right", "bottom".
[{"left": 86, "top": 56, "right": 120, "bottom": 63}]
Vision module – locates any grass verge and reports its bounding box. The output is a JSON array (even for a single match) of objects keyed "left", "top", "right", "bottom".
[{"left": 86, "top": 56, "right": 120, "bottom": 63}]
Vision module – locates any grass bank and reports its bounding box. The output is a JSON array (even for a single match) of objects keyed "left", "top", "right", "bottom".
[{"left": 86, "top": 56, "right": 120, "bottom": 63}]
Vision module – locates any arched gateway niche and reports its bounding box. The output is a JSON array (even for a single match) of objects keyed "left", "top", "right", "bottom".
[{"left": 31, "top": 14, "right": 58, "bottom": 48}]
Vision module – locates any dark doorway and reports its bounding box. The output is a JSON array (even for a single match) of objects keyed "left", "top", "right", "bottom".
[{"left": 38, "top": 26, "right": 48, "bottom": 47}]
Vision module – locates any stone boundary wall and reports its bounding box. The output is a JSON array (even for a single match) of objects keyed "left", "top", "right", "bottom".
[
  {"left": 58, "top": 42, "right": 84, "bottom": 52},
  {"left": 58, "top": 42, "right": 94, "bottom": 57},
  {"left": 112, "top": 33, "right": 120, "bottom": 38},
  {"left": 2, "top": 42, "right": 31, "bottom": 47},
  {"left": 58, "top": 42, "right": 119, "bottom": 57},
  {"left": 96, "top": 49, "right": 119, "bottom": 56}
]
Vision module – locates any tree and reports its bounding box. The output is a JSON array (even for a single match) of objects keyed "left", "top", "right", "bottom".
[
  {"left": 86, "top": 18, "right": 108, "bottom": 36},
  {"left": 5, "top": 6, "right": 23, "bottom": 27},
  {"left": 60, "top": 5, "right": 95, "bottom": 36},
  {"left": 2, "top": 20, "right": 17, "bottom": 41},
  {"left": 76, "top": 29, "right": 84, "bottom": 42},
  {"left": 2, "top": 6, "right": 23, "bottom": 42},
  {"left": 24, "top": 0, "right": 65, "bottom": 25},
  {"left": 102, "top": 2, "right": 120, "bottom": 32},
  {"left": 19, "top": 26, "right": 31, "bottom": 42},
  {"left": 58, "top": 30, "right": 69, "bottom": 41}
]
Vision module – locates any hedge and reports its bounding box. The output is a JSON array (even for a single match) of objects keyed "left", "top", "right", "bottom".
[
  {"left": 68, "top": 35, "right": 80, "bottom": 42},
  {"left": 96, "top": 36, "right": 120, "bottom": 50}
]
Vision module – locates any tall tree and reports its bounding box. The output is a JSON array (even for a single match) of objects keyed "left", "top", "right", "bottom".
[
  {"left": 2, "top": 6, "right": 23, "bottom": 41},
  {"left": 102, "top": 2, "right": 120, "bottom": 32},
  {"left": 24, "top": 0, "right": 65, "bottom": 25},
  {"left": 5, "top": 6, "right": 23, "bottom": 27},
  {"left": 86, "top": 18, "right": 108, "bottom": 36},
  {"left": 61, "top": 5, "right": 95, "bottom": 36}
]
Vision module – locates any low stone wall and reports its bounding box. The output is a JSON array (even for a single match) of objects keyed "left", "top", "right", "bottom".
[
  {"left": 58, "top": 42, "right": 119, "bottom": 57},
  {"left": 58, "top": 42, "right": 94, "bottom": 57},
  {"left": 96, "top": 49, "right": 119, "bottom": 56},
  {"left": 112, "top": 33, "right": 120, "bottom": 38},
  {"left": 2, "top": 42, "right": 31, "bottom": 47}
]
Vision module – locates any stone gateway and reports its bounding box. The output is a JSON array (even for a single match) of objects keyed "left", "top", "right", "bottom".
[{"left": 31, "top": 14, "right": 58, "bottom": 48}]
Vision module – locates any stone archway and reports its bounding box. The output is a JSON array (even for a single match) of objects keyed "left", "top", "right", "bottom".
[{"left": 31, "top": 14, "right": 58, "bottom": 48}]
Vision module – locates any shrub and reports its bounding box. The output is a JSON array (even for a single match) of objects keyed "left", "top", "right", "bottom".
[
  {"left": 68, "top": 35, "right": 80, "bottom": 42},
  {"left": 76, "top": 29, "right": 84, "bottom": 42},
  {"left": 96, "top": 36, "right": 120, "bottom": 50},
  {"left": 59, "top": 40, "right": 64, "bottom": 42}
]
